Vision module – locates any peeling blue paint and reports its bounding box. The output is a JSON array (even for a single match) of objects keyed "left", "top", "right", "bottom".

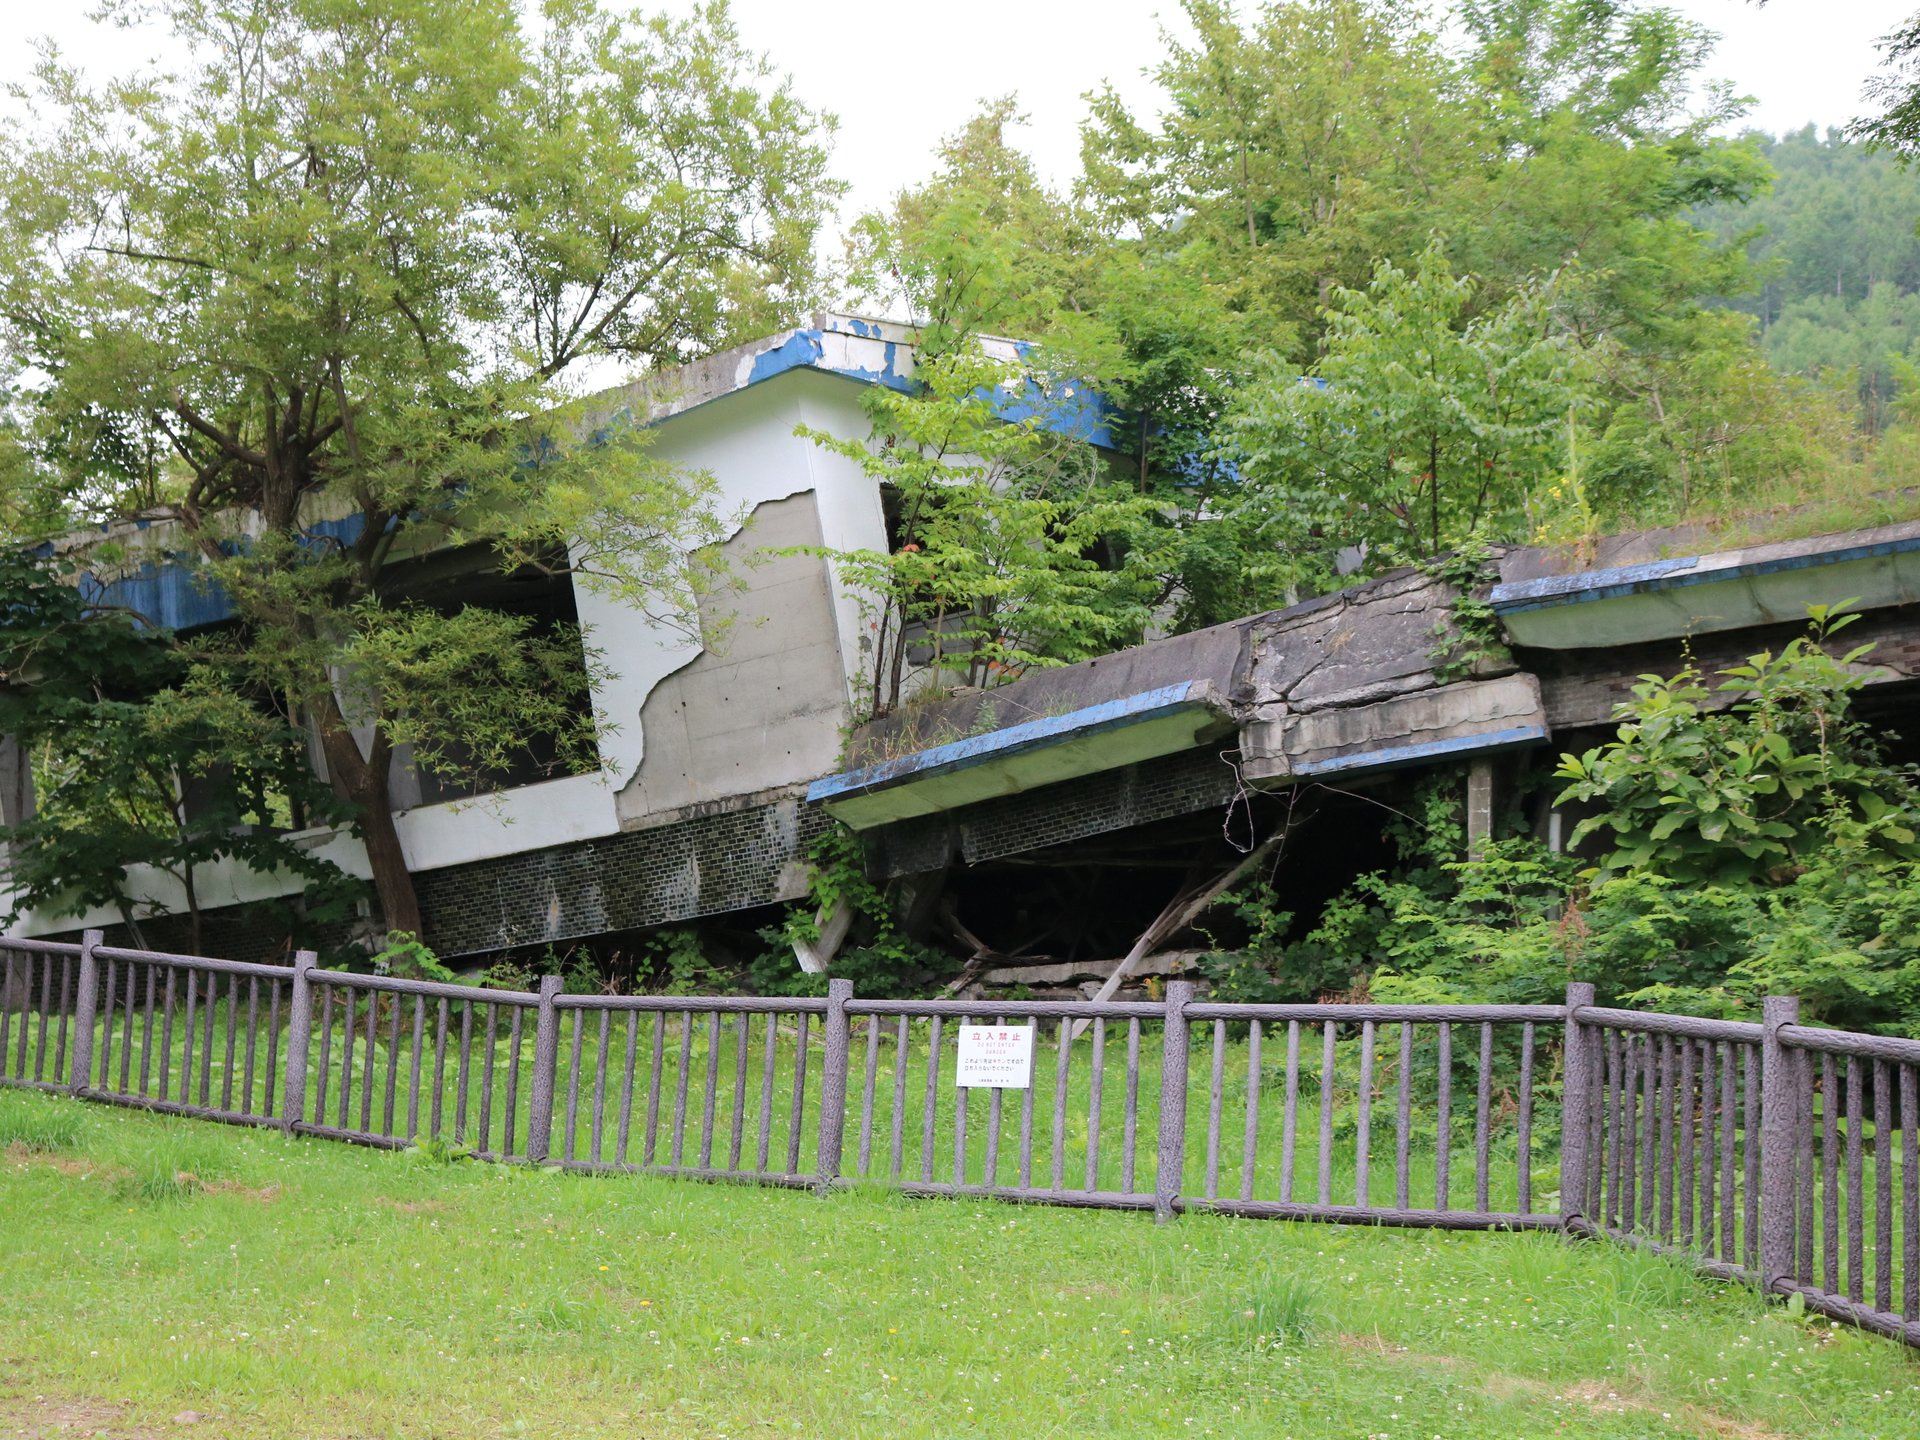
[
  {"left": 1289, "top": 724, "right": 1549, "bottom": 778},
  {"left": 83, "top": 511, "right": 380, "bottom": 633},
  {"left": 807, "top": 683, "right": 1208, "bottom": 804},
  {"left": 746, "top": 327, "right": 827, "bottom": 385},
  {"left": 1489, "top": 533, "right": 1920, "bottom": 617}
]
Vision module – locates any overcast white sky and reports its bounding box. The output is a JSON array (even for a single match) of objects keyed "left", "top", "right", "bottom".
[{"left": 0, "top": 0, "right": 1907, "bottom": 228}]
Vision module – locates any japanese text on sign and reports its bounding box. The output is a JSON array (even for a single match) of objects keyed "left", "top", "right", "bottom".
[{"left": 954, "top": 1023, "right": 1035, "bottom": 1090}]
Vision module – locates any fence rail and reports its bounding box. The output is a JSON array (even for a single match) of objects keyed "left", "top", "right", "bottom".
[{"left": 3, "top": 933, "right": 1917, "bottom": 1350}]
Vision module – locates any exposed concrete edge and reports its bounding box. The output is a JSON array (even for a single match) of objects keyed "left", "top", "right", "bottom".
[{"left": 1491, "top": 524, "right": 1920, "bottom": 618}]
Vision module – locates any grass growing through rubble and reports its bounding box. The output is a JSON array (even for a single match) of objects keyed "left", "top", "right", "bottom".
[{"left": 0, "top": 1087, "right": 1916, "bottom": 1440}]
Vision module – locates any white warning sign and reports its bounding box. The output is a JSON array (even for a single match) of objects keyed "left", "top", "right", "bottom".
[{"left": 954, "top": 1023, "right": 1035, "bottom": 1090}]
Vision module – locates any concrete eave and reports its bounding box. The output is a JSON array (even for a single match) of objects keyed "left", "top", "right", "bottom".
[
  {"left": 807, "top": 682, "right": 1233, "bottom": 830},
  {"left": 1491, "top": 523, "right": 1920, "bottom": 650},
  {"left": 1241, "top": 674, "right": 1550, "bottom": 787}
]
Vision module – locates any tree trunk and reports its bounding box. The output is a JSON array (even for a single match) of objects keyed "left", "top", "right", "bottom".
[{"left": 314, "top": 697, "right": 424, "bottom": 939}]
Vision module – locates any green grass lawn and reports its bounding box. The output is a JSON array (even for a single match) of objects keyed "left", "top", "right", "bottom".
[{"left": 1, "top": 1089, "right": 1916, "bottom": 1439}]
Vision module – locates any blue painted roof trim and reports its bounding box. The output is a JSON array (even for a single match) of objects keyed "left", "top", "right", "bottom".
[
  {"left": 807, "top": 683, "right": 1210, "bottom": 804},
  {"left": 65, "top": 323, "right": 1136, "bottom": 633},
  {"left": 1288, "top": 724, "right": 1550, "bottom": 779},
  {"left": 1490, "top": 534, "right": 1920, "bottom": 617}
]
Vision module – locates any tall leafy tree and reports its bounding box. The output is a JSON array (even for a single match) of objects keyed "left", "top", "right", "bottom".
[
  {"left": 1229, "top": 241, "right": 1584, "bottom": 574},
  {"left": 0, "top": 0, "right": 836, "bottom": 944}
]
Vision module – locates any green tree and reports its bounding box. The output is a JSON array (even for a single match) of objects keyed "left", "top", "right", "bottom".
[
  {"left": 0, "top": 0, "right": 835, "bottom": 944},
  {"left": 796, "top": 351, "right": 1169, "bottom": 720},
  {"left": 1229, "top": 241, "right": 1584, "bottom": 573},
  {"left": 0, "top": 552, "right": 360, "bottom": 954}
]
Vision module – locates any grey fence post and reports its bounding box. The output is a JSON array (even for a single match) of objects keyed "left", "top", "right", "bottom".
[
  {"left": 280, "top": 950, "right": 317, "bottom": 1134},
  {"left": 67, "top": 929, "right": 103, "bottom": 1095},
  {"left": 527, "top": 975, "right": 565, "bottom": 1164},
  {"left": 1559, "top": 982, "right": 1596, "bottom": 1231},
  {"left": 1154, "top": 980, "right": 1194, "bottom": 1224},
  {"left": 1759, "top": 994, "right": 1801, "bottom": 1292},
  {"left": 816, "top": 978, "right": 855, "bottom": 1191}
]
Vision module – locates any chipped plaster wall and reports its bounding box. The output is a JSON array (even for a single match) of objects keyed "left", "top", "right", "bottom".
[
  {"left": 576, "top": 369, "right": 888, "bottom": 804},
  {"left": 614, "top": 491, "right": 848, "bottom": 823}
]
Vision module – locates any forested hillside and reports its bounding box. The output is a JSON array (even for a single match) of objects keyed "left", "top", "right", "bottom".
[{"left": 1699, "top": 126, "right": 1920, "bottom": 437}]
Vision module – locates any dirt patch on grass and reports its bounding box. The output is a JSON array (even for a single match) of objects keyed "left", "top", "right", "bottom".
[
  {"left": 4, "top": 1144, "right": 128, "bottom": 1183},
  {"left": 197, "top": 1178, "right": 278, "bottom": 1204},
  {"left": 1555, "top": 1379, "right": 1787, "bottom": 1440},
  {"left": 369, "top": 1195, "right": 447, "bottom": 1215},
  {"left": 0, "top": 1395, "right": 160, "bottom": 1438}
]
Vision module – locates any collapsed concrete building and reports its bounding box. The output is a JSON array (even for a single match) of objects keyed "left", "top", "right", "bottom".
[{"left": 7, "top": 312, "right": 1920, "bottom": 992}]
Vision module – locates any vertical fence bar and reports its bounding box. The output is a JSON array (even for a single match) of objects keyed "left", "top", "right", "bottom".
[
  {"left": 1018, "top": 1034, "right": 1036, "bottom": 1192},
  {"left": 920, "top": 1016, "right": 941, "bottom": 1183},
  {"left": 198, "top": 968, "right": 216, "bottom": 1107},
  {"left": 1517, "top": 1022, "right": 1535, "bottom": 1214},
  {"left": 1718, "top": 1043, "right": 1737, "bottom": 1266},
  {"left": 1901, "top": 1063, "right": 1918, "bottom": 1324},
  {"left": 1153, "top": 981, "right": 1192, "bottom": 1224},
  {"left": 1752, "top": 1046, "right": 1770, "bottom": 1279},
  {"left": 1395, "top": 1021, "right": 1413, "bottom": 1212},
  {"left": 617, "top": 1011, "right": 640, "bottom": 1167},
  {"left": 954, "top": 1060, "right": 969, "bottom": 1189},
  {"left": 786, "top": 1013, "right": 810, "bottom": 1177},
  {"left": 592, "top": 1011, "right": 612, "bottom": 1168},
  {"left": 733, "top": 1012, "right": 753, "bottom": 1173},
  {"left": 1240, "top": 1019, "right": 1262, "bottom": 1203},
  {"left": 67, "top": 931, "right": 100, "bottom": 1095},
  {"left": 431, "top": 999, "right": 450, "bottom": 1139},
  {"left": 1874, "top": 1059, "right": 1892, "bottom": 1316},
  {"left": 755, "top": 1012, "right": 775, "bottom": 1174},
  {"left": 359, "top": 987, "right": 380, "bottom": 1135},
  {"left": 1681, "top": 1040, "right": 1701, "bottom": 1247},
  {"left": 857, "top": 1014, "right": 878, "bottom": 1179},
  {"left": 1822, "top": 1053, "right": 1840, "bottom": 1295},
  {"left": 1123, "top": 1018, "right": 1143, "bottom": 1196},
  {"left": 1474, "top": 1023, "right": 1492, "bottom": 1216},
  {"left": 407, "top": 996, "right": 425, "bottom": 1142},
  {"left": 1845, "top": 1057, "right": 1864, "bottom": 1304},
  {"left": 281, "top": 952, "right": 315, "bottom": 1133},
  {"left": 382, "top": 992, "right": 401, "bottom": 1138},
  {"left": 1436, "top": 1021, "right": 1453, "bottom": 1212},
  {"left": 1280, "top": 1020, "right": 1300, "bottom": 1204},
  {"left": 94, "top": 959, "right": 115, "bottom": 1092},
  {"left": 1626, "top": 1035, "right": 1644, "bottom": 1238},
  {"left": 1316, "top": 1021, "right": 1336, "bottom": 1208},
  {"left": 0, "top": 952, "right": 13, "bottom": 1076},
  {"left": 653, "top": 1012, "right": 672, "bottom": 1168},
  {"left": 1658, "top": 1036, "right": 1677, "bottom": 1242},
  {"left": 480, "top": 1006, "right": 503, "bottom": 1159},
  {"left": 1759, "top": 995, "right": 1801, "bottom": 1291},
  {"left": 892, "top": 1016, "right": 910, "bottom": 1182},
  {"left": 670, "top": 1012, "right": 692, "bottom": 1168},
  {"left": 526, "top": 976, "right": 563, "bottom": 1164},
  {"left": 699, "top": 1012, "right": 720, "bottom": 1170},
  {"left": 1084, "top": 1019, "right": 1105, "bottom": 1192},
  {"left": 504, "top": 1007, "right": 525, "bottom": 1158},
  {"left": 563, "top": 1008, "right": 585, "bottom": 1164},
  {"left": 1356, "top": 1020, "right": 1374, "bottom": 1207},
  {"left": 139, "top": 965, "right": 157, "bottom": 1099},
  {"left": 816, "top": 979, "right": 853, "bottom": 1188},
  {"left": 240, "top": 977, "right": 259, "bottom": 1114},
  {"left": 1050, "top": 1018, "right": 1068, "bottom": 1191},
  {"left": 1203, "top": 1019, "right": 1225, "bottom": 1202},
  {"left": 223, "top": 973, "right": 242, "bottom": 1114},
  {"left": 1638, "top": 1037, "right": 1656, "bottom": 1234}
]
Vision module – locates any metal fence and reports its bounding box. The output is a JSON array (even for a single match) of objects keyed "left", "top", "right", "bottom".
[{"left": 3, "top": 938, "right": 1917, "bottom": 1349}]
